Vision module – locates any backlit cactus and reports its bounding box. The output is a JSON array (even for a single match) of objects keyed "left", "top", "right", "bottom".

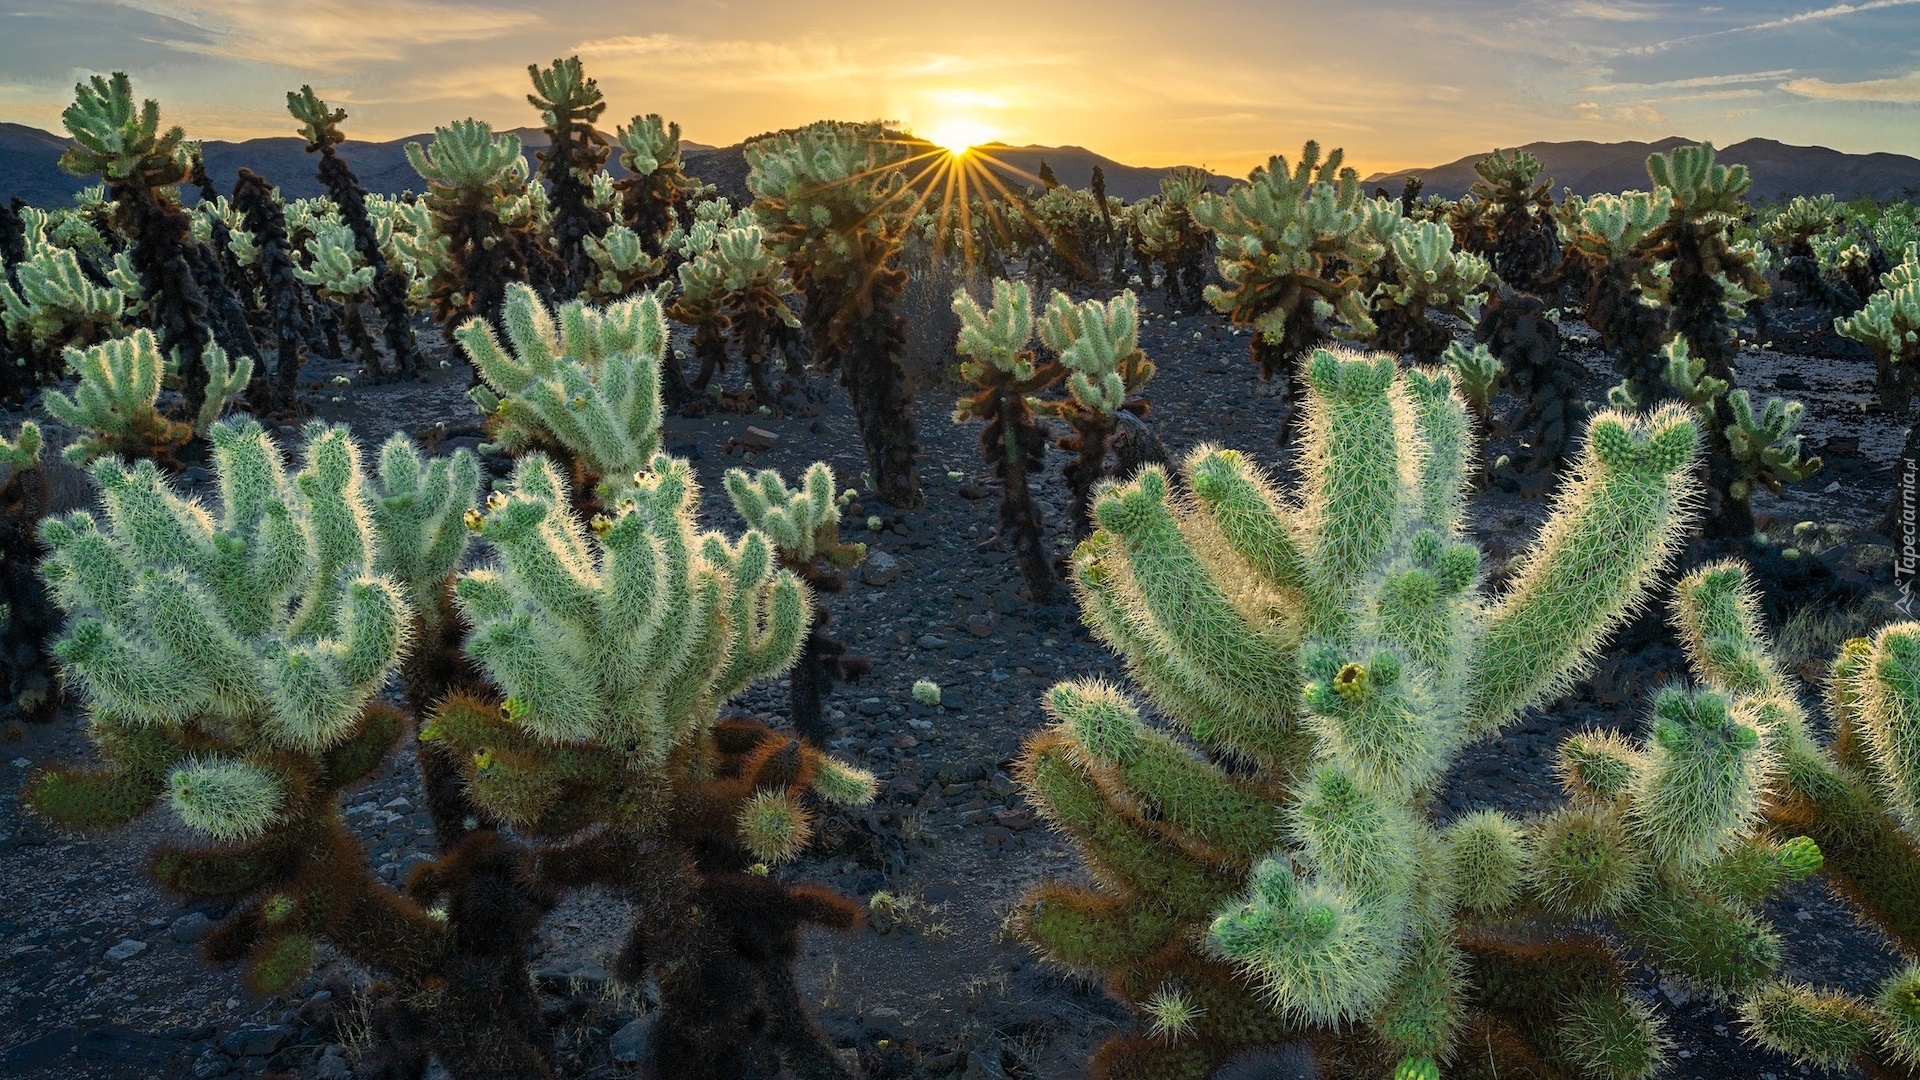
[
  {"left": 1669, "top": 562, "right": 1920, "bottom": 1075},
  {"left": 1369, "top": 218, "right": 1493, "bottom": 363},
  {"left": 1563, "top": 188, "right": 1673, "bottom": 407},
  {"left": 406, "top": 118, "right": 536, "bottom": 329},
  {"left": 1196, "top": 142, "right": 1382, "bottom": 382},
  {"left": 749, "top": 121, "right": 923, "bottom": 506},
  {"left": 41, "top": 330, "right": 191, "bottom": 465},
  {"left": 457, "top": 282, "right": 667, "bottom": 497},
  {"left": 1030, "top": 288, "right": 1157, "bottom": 539},
  {"left": 1134, "top": 167, "right": 1212, "bottom": 311},
  {"left": 527, "top": 56, "right": 614, "bottom": 299},
  {"left": 0, "top": 235, "right": 126, "bottom": 361},
  {"left": 1836, "top": 240, "right": 1920, "bottom": 409},
  {"left": 1467, "top": 148, "right": 1557, "bottom": 294},
  {"left": 613, "top": 113, "right": 708, "bottom": 259},
  {"left": 1652, "top": 334, "right": 1820, "bottom": 520},
  {"left": 1013, "top": 347, "right": 1786, "bottom": 1079}
]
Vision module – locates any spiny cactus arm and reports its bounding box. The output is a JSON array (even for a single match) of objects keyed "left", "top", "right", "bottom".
[
  {"left": 286, "top": 85, "right": 347, "bottom": 149},
  {"left": 1616, "top": 868, "right": 1781, "bottom": 998},
  {"left": 1207, "top": 854, "right": 1405, "bottom": 1025},
  {"left": 405, "top": 120, "right": 525, "bottom": 193},
  {"left": 1299, "top": 642, "right": 1452, "bottom": 798},
  {"left": 1858, "top": 624, "right": 1920, "bottom": 838},
  {"left": 707, "top": 531, "right": 809, "bottom": 699},
  {"left": 25, "top": 760, "right": 169, "bottom": 830},
  {"left": 1724, "top": 389, "right": 1821, "bottom": 496},
  {"left": 1400, "top": 367, "right": 1472, "bottom": 538},
  {"left": 285, "top": 425, "right": 378, "bottom": 641},
  {"left": 1647, "top": 143, "right": 1751, "bottom": 218},
  {"left": 1088, "top": 468, "right": 1304, "bottom": 738},
  {"left": 195, "top": 343, "right": 253, "bottom": 436},
  {"left": 368, "top": 434, "right": 481, "bottom": 625},
  {"left": 1739, "top": 981, "right": 1891, "bottom": 1072},
  {"left": 0, "top": 421, "right": 42, "bottom": 470},
  {"left": 1294, "top": 351, "right": 1406, "bottom": 638},
  {"left": 59, "top": 72, "right": 188, "bottom": 186},
  {"left": 1038, "top": 289, "right": 1148, "bottom": 414},
  {"left": 1467, "top": 405, "right": 1701, "bottom": 735},
  {"left": 1182, "top": 446, "right": 1308, "bottom": 593},
  {"left": 1626, "top": 686, "right": 1771, "bottom": 873},
  {"left": 1044, "top": 680, "right": 1286, "bottom": 862},
  {"left": 1701, "top": 835, "right": 1823, "bottom": 905},
  {"left": 42, "top": 330, "right": 191, "bottom": 465},
  {"left": 1669, "top": 560, "right": 1790, "bottom": 699},
  {"left": 952, "top": 277, "right": 1038, "bottom": 377},
  {"left": 0, "top": 244, "right": 126, "bottom": 349}
]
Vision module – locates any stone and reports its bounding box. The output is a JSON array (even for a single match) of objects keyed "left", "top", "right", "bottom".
[
  {"left": 610, "top": 1014, "right": 657, "bottom": 1064},
  {"left": 313, "top": 1053, "right": 353, "bottom": 1080},
  {"left": 172, "top": 912, "right": 215, "bottom": 944},
  {"left": 104, "top": 938, "right": 148, "bottom": 962},
  {"left": 861, "top": 550, "right": 901, "bottom": 586},
  {"left": 191, "top": 1049, "right": 234, "bottom": 1078},
  {"left": 220, "top": 1025, "right": 296, "bottom": 1059}
]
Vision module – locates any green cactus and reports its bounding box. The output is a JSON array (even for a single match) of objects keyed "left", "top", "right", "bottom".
[
  {"left": 406, "top": 118, "right": 534, "bottom": 328},
  {"left": 41, "top": 330, "right": 191, "bottom": 466},
  {"left": 1762, "top": 194, "right": 1842, "bottom": 259},
  {"left": 0, "top": 237, "right": 127, "bottom": 359},
  {"left": 1194, "top": 141, "right": 1382, "bottom": 441},
  {"left": 1564, "top": 189, "right": 1673, "bottom": 408},
  {"left": 1668, "top": 561, "right": 1920, "bottom": 1075},
  {"left": 1029, "top": 288, "right": 1157, "bottom": 539},
  {"left": 581, "top": 225, "right": 664, "bottom": 301},
  {"left": 1442, "top": 340, "right": 1501, "bottom": 485},
  {"left": 0, "top": 421, "right": 43, "bottom": 471},
  {"left": 1370, "top": 219, "right": 1494, "bottom": 364},
  {"left": 294, "top": 219, "right": 385, "bottom": 369},
  {"left": 1011, "top": 347, "right": 1816, "bottom": 1079},
  {"left": 1654, "top": 335, "right": 1821, "bottom": 531},
  {"left": 749, "top": 121, "right": 923, "bottom": 506},
  {"left": 1466, "top": 148, "right": 1557, "bottom": 294},
  {"left": 613, "top": 113, "right": 709, "bottom": 260},
  {"left": 1836, "top": 240, "right": 1920, "bottom": 410},
  {"left": 669, "top": 221, "right": 801, "bottom": 406},
  {"left": 1134, "top": 167, "right": 1212, "bottom": 310},
  {"left": 458, "top": 282, "right": 667, "bottom": 500}
]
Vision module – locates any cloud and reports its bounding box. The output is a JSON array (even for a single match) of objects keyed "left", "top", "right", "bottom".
[
  {"left": 1561, "top": 1, "right": 1665, "bottom": 20},
  {"left": 110, "top": 0, "right": 541, "bottom": 69},
  {"left": 1781, "top": 69, "right": 1920, "bottom": 99},
  {"left": 1624, "top": 0, "right": 1920, "bottom": 55},
  {"left": 1578, "top": 69, "right": 1797, "bottom": 93}
]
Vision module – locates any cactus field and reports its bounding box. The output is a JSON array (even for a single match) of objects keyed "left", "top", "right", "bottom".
[{"left": 1, "top": 63, "right": 1919, "bottom": 1080}]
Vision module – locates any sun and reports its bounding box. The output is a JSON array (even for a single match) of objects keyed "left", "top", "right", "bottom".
[{"left": 924, "top": 119, "right": 997, "bottom": 156}]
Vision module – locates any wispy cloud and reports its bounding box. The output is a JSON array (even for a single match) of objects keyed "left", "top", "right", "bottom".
[
  {"left": 1578, "top": 69, "right": 1798, "bottom": 93},
  {"left": 112, "top": 0, "right": 540, "bottom": 69},
  {"left": 1782, "top": 69, "right": 1920, "bottom": 99},
  {"left": 1623, "top": 0, "right": 1920, "bottom": 55}
]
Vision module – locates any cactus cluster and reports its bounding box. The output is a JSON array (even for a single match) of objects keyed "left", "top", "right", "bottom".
[
  {"left": 1133, "top": 167, "right": 1212, "bottom": 310},
  {"left": 1836, "top": 240, "right": 1920, "bottom": 410},
  {"left": 406, "top": 119, "right": 538, "bottom": 329}
]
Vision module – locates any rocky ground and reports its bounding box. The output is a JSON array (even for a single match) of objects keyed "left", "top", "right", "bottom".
[{"left": 0, "top": 284, "right": 1906, "bottom": 1080}]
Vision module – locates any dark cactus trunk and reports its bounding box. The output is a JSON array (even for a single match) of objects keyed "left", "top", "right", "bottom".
[
  {"left": 1584, "top": 256, "right": 1670, "bottom": 408},
  {"left": 231, "top": 168, "right": 309, "bottom": 415},
  {"left": 840, "top": 269, "right": 922, "bottom": 508},
  {"left": 1063, "top": 411, "right": 1115, "bottom": 540},
  {"left": 1477, "top": 290, "right": 1584, "bottom": 477},
  {"left": 985, "top": 387, "right": 1055, "bottom": 602},
  {"left": 112, "top": 182, "right": 216, "bottom": 420}
]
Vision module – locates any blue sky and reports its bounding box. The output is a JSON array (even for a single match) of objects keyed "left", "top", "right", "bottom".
[{"left": 1, "top": 0, "right": 1916, "bottom": 174}]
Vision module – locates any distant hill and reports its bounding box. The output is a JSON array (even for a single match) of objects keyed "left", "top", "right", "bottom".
[
  {"left": 0, "top": 121, "right": 716, "bottom": 207},
  {"left": 2, "top": 120, "right": 1228, "bottom": 209},
  {"left": 1363, "top": 137, "right": 1920, "bottom": 203}
]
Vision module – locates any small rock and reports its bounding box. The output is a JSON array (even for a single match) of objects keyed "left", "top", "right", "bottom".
[
  {"left": 172, "top": 912, "right": 215, "bottom": 944},
  {"left": 104, "top": 938, "right": 148, "bottom": 962},
  {"left": 916, "top": 634, "right": 949, "bottom": 649},
  {"left": 862, "top": 550, "right": 901, "bottom": 586},
  {"left": 191, "top": 1049, "right": 233, "bottom": 1078},
  {"left": 967, "top": 618, "right": 993, "bottom": 638},
  {"left": 313, "top": 1053, "right": 353, "bottom": 1080},
  {"left": 221, "top": 1024, "right": 296, "bottom": 1059},
  {"left": 609, "top": 1014, "right": 657, "bottom": 1064},
  {"left": 965, "top": 1045, "right": 1008, "bottom": 1080}
]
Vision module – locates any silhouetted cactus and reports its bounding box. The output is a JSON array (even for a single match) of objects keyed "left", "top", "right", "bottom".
[
  {"left": 1136, "top": 167, "right": 1212, "bottom": 312},
  {"left": 230, "top": 167, "right": 310, "bottom": 414},
  {"left": 614, "top": 114, "right": 709, "bottom": 260},
  {"left": 749, "top": 121, "right": 924, "bottom": 507},
  {"left": 288, "top": 86, "right": 423, "bottom": 377},
  {"left": 1475, "top": 285, "right": 1585, "bottom": 478},
  {"left": 1562, "top": 188, "right": 1672, "bottom": 408},
  {"left": 0, "top": 422, "right": 85, "bottom": 724},
  {"left": 953, "top": 278, "right": 1061, "bottom": 601},
  {"left": 1468, "top": 148, "right": 1558, "bottom": 295}
]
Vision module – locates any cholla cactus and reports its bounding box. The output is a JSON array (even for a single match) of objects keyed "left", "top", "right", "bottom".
[
  {"left": 1443, "top": 340, "right": 1502, "bottom": 484},
  {"left": 60, "top": 72, "right": 223, "bottom": 419},
  {"left": 1017, "top": 349, "right": 1738, "bottom": 1079},
  {"left": 295, "top": 220, "right": 384, "bottom": 369},
  {"left": 433, "top": 449, "right": 872, "bottom": 1075},
  {"left": 1656, "top": 336, "right": 1820, "bottom": 514},
  {"left": 25, "top": 420, "right": 411, "bottom": 979},
  {"left": 528, "top": 56, "right": 613, "bottom": 298},
  {"left": 0, "top": 421, "right": 41, "bottom": 471},
  {"left": 1763, "top": 194, "right": 1841, "bottom": 259},
  {"left": 614, "top": 113, "right": 709, "bottom": 257},
  {"left": 953, "top": 278, "right": 1062, "bottom": 601},
  {"left": 1031, "top": 184, "right": 1118, "bottom": 287},
  {"left": 1564, "top": 189, "right": 1673, "bottom": 405},
  {"left": 581, "top": 225, "right": 664, "bottom": 301},
  {"left": 749, "top": 121, "right": 922, "bottom": 506},
  {"left": 1369, "top": 219, "right": 1493, "bottom": 363},
  {"left": 1136, "top": 167, "right": 1213, "bottom": 311},
  {"left": 670, "top": 223, "right": 801, "bottom": 406},
  {"left": 457, "top": 282, "right": 667, "bottom": 497},
  {"left": 1031, "top": 289, "right": 1157, "bottom": 539},
  {"left": 0, "top": 240, "right": 127, "bottom": 358},
  {"left": 1195, "top": 142, "right": 1382, "bottom": 389},
  {"left": 406, "top": 119, "right": 534, "bottom": 328},
  {"left": 1665, "top": 563, "right": 1920, "bottom": 1075},
  {"left": 725, "top": 462, "right": 870, "bottom": 743},
  {"left": 1467, "top": 147, "right": 1557, "bottom": 293},
  {"left": 41, "top": 330, "right": 192, "bottom": 465},
  {"left": 1836, "top": 241, "right": 1920, "bottom": 409}
]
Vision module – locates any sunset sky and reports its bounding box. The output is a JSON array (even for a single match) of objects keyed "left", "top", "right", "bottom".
[{"left": 2, "top": 0, "right": 1917, "bottom": 176}]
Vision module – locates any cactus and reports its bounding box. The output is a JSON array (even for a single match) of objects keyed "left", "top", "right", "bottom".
[
  {"left": 1763, "top": 194, "right": 1842, "bottom": 260},
  {"left": 1014, "top": 348, "right": 1762, "bottom": 1079},
  {"left": 0, "top": 231, "right": 127, "bottom": 370},
  {"left": 527, "top": 57, "right": 614, "bottom": 300},
  {"left": 24, "top": 419, "right": 560, "bottom": 1074},
  {"left": 406, "top": 118, "right": 536, "bottom": 330},
  {"left": 725, "top": 461, "right": 871, "bottom": 744},
  {"left": 671, "top": 221, "right": 802, "bottom": 407},
  {"left": 1669, "top": 562, "right": 1920, "bottom": 1075},
  {"left": 1835, "top": 240, "right": 1920, "bottom": 410},
  {"left": 749, "top": 121, "right": 924, "bottom": 507},
  {"left": 1653, "top": 335, "right": 1821, "bottom": 526},
  {"left": 229, "top": 168, "right": 310, "bottom": 414},
  {"left": 1370, "top": 219, "right": 1494, "bottom": 364},
  {"left": 1029, "top": 288, "right": 1158, "bottom": 539},
  {"left": 581, "top": 225, "right": 664, "bottom": 302},
  {"left": 1, "top": 420, "right": 78, "bottom": 725},
  {"left": 436, "top": 447, "right": 874, "bottom": 1077},
  {"left": 952, "top": 277, "right": 1062, "bottom": 601},
  {"left": 1475, "top": 285, "right": 1585, "bottom": 479},
  {"left": 613, "top": 113, "right": 709, "bottom": 260},
  {"left": 1442, "top": 340, "right": 1502, "bottom": 485},
  {"left": 1467, "top": 148, "right": 1558, "bottom": 294},
  {"left": 1028, "top": 184, "right": 1113, "bottom": 287},
  {"left": 59, "top": 72, "right": 223, "bottom": 421},
  {"left": 41, "top": 330, "right": 194, "bottom": 466},
  {"left": 287, "top": 86, "right": 422, "bottom": 376},
  {"left": 457, "top": 281, "right": 667, "bottom": 503},
  {"left": 295, "top": 219, "right": 383, "bottom": 371},
  {"left": 1563, "top": 189, "right": 1673, "bottom": 407},
  {"left": 1136, "top": 167, "right": 1213, "bottom": 311},
  {"left": 1195, "top": 141, "right": 1382, "bottom": 441}
]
